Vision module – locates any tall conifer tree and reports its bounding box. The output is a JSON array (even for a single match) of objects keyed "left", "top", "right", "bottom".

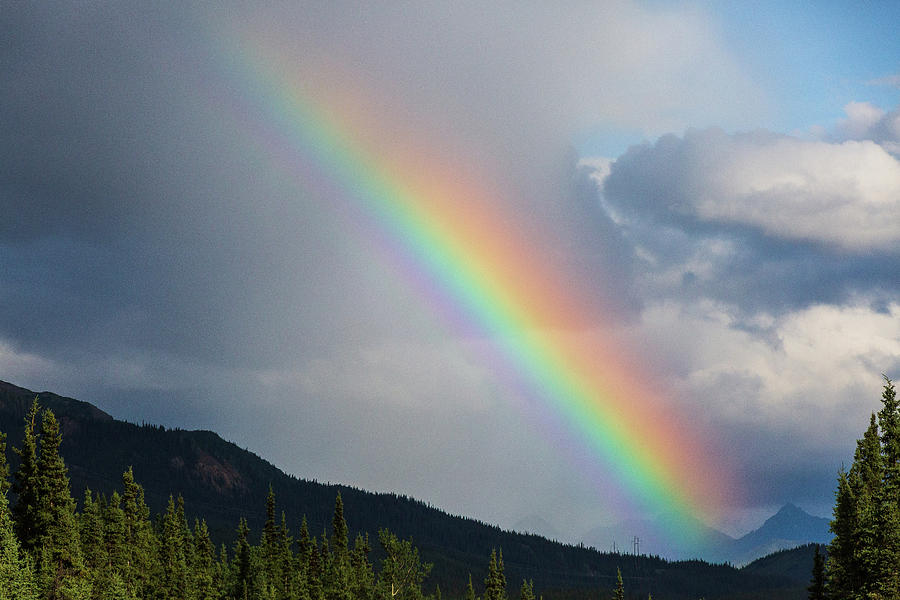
[
  {"left": 121, "top": 467, "right": 158, "bottom": 599},
  {"left": 159, "top": 495, "right": 189, "bottom": 600},
  {"left": 12, "top": 398, "right": 41, "bottom": 552},
  {"left": 232, "top": 517, "right": 253, "bottom": 600},
  {"left": 807, "top": 545, "right": 825, "bottom": 600},
  {"left": 519, "top": 579, "right": 535, "bottom": 600},
  {"left": 192, "top": 519, "right": 219, "bottom": 600},
  {"left": 104, "top": 491, "right": 127, "bottom": 574},
  {"left": 34, "top": 408, "right": 86, "bottom": 598},
  {"left": 307, "top": 536, "right": 323, "bottom": 600},
  {"left": 465, "top": 574, "right": 477, "bottom": 600},
  {"left": 483, "top": 549, "right": 507, "bottom": 600},
  {"left": 0, "top": 430, "right": 10, "bottom": 497},
  {"left": 327, "top": 494, "right": 352, "bottom": 600},
  {"left": 827, "top": 377, "right": 900, "bottom": 598}
]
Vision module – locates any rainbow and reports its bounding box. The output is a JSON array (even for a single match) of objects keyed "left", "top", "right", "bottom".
[{"left": 213, "top": 30, "right": 735, "bottom": 546}]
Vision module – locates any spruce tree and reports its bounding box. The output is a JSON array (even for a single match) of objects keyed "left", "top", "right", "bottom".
[
  {"left": 484, "top": 549, "right": 507, "bottom": 600},
  {"left": 192, "top": 519, "right": 218, "bottom": 600},
  {"left": 874, "top": 377, "right": 900, "bottom": 597},
  {"left": 0, "top": 430, "right": 10, "bottom": 498},
  {"left": 613, "top": 568, "right": 625, "bottom": 600},
  {"left": 827, "top": 377, "right": 900, "bottom": 598},
  {"left": 34, "top": 408, "right": 86, "bottom": 598},
  {"left": 104, "top": 491, "right": 127, "bottom": 574},
  {"left": 297, "top": 516, "right": 313, "bottom": 600},
  {"left": 826, "top": 470, "right": 859, "bottom": 598},
  {"left": 465, "top": 574, "right": 477, "bottom": 600},
  {"left": 12, "top": 398, "right": 41, "bottom": 552},
  {"left": 880, "top": 377, "right": 900, "bottom": 484},
  {"left": 496, "top": 550, "right": 507, "bottom": 600},
  {"left": 261, "top": 486, "right": 287, "bottom": 599},
  {"left": 332, "top": 493, "right": 349, "bottom": 557},
  {"left": 807, "top": 545, "right": 825, "bottom": 600},
  {"left": 121, "top": 467, "right": 158, "bottom": 599},
  {"left": 215, "top": 543, "right": 229, "bottom": 600},
  {"left": 326, "top": 494, "right": 352, "bottom": 600},
  {"left": 159, "top": 495, "right": 189, "bottom": 600},
  {"left": 278, "top": 512, "right": 296, "bottom": 600},
  {"left": 232, "top": 517, "right": 253, "bottom": 600},
  {"left": 307, "top": 536, "right": 323, "bottom": 600},
  {"left": 350, "top": 532, "right": 374, "bottom": 600},
  {"left": 519, "top": 579, "right": 535, "bottom": 600},
  {"left": 78, "top": 490, "right": 106, "bottom": 571}
]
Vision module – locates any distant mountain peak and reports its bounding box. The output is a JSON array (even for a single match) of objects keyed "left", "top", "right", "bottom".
[
  {"left": 762, "top": 503, "right": 821, "bottom": 529},
  {"left": 775, "top": 502, "right": 803, "bottom": 514}
]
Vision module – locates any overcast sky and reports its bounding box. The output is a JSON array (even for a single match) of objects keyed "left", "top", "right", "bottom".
[{"left": 3, "top": 1, "right": 900, "bottom": 548}]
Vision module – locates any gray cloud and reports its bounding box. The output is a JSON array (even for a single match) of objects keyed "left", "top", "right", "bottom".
[
  {"left": 4, "top": 2, "right": 708, "bottom": 530},
  {"left": 586, "top": 114, "right": 900, "bottom": 514},
  {"left": 597, "top": 126, "right": 900, "bottom": 317}
]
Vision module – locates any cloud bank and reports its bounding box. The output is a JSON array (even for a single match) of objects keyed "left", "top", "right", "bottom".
[{"left": 581, "top": 100, "right": 900, "bottom": 516}]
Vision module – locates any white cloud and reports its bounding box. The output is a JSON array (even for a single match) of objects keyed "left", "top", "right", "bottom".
[
  {"left": 836, "top": 101, "right": 888, "bottom": 139},
  {"left": 605, "top": 126, "right": 900, "bottom": 251},
  {"left": 697, "top": 136, "right": 900, "bottom": 250},
  {"left": 639, "top": 300, "right": 900, "bottom": 441}
]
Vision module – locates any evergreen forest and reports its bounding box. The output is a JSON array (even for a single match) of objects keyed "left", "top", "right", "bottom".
[
  {"left": 2, "top": 398, "right": 461, "bottom": 600},
  {"left": 0, "top": 381, "right": 825, "bottom": 600},
  {"left": 823, "top": 377, "right": 900, "bottom": 599}
]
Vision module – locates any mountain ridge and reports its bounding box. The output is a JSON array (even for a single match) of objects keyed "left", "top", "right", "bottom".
[
  {"left": 0, "top": 379, "right": 818, "bottom": 599},
  {"left": 579, "top": 502, "right": 831, "bottom": 565}
]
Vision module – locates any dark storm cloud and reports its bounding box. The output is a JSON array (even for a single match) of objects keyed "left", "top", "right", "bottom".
[
  {"left": 1, "top": 2, "right": 653, "bottom": 373},
  {"left": 1, "top": 3, "right": 437, "bottom": 368}
]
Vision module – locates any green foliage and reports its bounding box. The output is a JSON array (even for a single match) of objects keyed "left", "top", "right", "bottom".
[
  {"left": 465, "top": 574, "right": 477, "bottom": 600},
  {"left": 0, "top": 380, "right": 837, "bottom": 600},
  {"left": 612, "top": 568, "right": 625, "bottom": 600},
  {"left": 120, "top": 467, "right": 158, "bottom": 599},
  {"left": 376, "top": 529, "right": 432, "bottom": 600},
  {"left": 159, "top": 495, "right": 190, "bottom": 599},
  {"left": 308, "top": 535, "right": 324, "bottom": 600},
  {"left": 11, "top": 398, "right": 41, "bottom": 553},
  {"left": 350, "top": 532, "right": 375, "bottom": 600},
  {"left": 31, "top": 407, "right": 85, "bottom": 599},
  {"left": 232, "top": 517, "right": 253, "bottom": 599},
  {"left": 326, "top": 494, "right": 352, "bottom": 600},
  {"left": 0, "top": 430, "right": 9, "bottom": 498},
  {"left": 519, "top": 579, "right": 535, "bottom": 600},
  {"left": 827, "top": 376, "right": 900, "bottom": 599},
  {"left": 0, "top": 490, "right": 37, "bottom": 600},
  {"left": 483, "top": 549, "right": 507, "bottom": 600},
  {"left": 807, "top": 545, "right": 825, "bottom": 600}
]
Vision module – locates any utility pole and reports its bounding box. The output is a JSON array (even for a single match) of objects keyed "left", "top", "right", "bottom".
[{"left": 632, "top": 536, "right": 640, "bottom": 573}]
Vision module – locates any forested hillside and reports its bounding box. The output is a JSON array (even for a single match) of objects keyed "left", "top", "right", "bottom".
[{"left": 0, "top": 380, "right": 812, "bottom": 599}]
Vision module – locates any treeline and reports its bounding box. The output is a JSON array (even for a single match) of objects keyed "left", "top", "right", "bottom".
[
  {"left": 822, "top": 377, "right": 900, "bottom": 599},
  {"left": 0, "top": 382, "right": 812, "bottom": 600},
  {"left": 0, "top": 398, "right": 550, "bottom": 600}
]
